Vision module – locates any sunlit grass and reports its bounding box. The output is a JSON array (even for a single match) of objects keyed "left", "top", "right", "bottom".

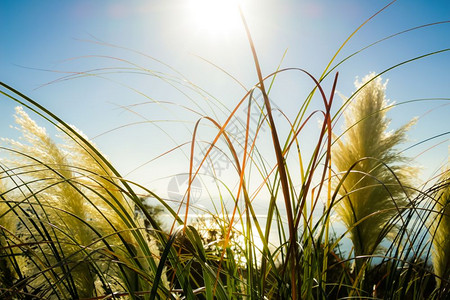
[
  {"left": 0, "top": 2, "right": 449, "bottom": 299},
  {"left": 332, "top": 73, "right": 416, "bottom": 273}
]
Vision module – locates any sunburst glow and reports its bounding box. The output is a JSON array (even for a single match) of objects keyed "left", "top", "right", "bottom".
[{"left": 188, "top": 0, "right": 242, "bottom": 35}]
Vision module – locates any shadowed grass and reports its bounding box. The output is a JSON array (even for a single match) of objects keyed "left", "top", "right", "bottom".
[{"left": 428, "top": 162, "right": 450, "bottom": 291}]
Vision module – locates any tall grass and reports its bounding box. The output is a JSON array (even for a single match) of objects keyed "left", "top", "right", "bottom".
[
  {"left": 332, "top": 73, "right": 415, "bottom": 274},
  {"left": 429, "top": 162, "right": 450, "bottom": 291},
  {"left": 0, "top": 104, "right": 171, "bottom": 298},
  {"left": 1, "top": 2, "right": 449, "bottom": 299}
]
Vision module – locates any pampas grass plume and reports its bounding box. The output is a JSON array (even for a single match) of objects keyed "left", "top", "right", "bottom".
[{"left": 332, "top": 73, "right": 416, "bottom": 262}]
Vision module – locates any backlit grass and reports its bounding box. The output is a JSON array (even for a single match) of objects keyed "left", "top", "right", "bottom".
[{"left": 1, "top": 2, "right": 449, "bottom": 299}]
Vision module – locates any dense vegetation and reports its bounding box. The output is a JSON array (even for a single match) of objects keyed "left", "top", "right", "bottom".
[{"left": 1, "top": 3, "right": 449, "bottom": 300}]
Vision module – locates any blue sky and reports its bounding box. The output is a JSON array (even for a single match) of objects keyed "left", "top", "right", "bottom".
[{"left": 1, "top": 0, "right": 449, "bottom": 201}]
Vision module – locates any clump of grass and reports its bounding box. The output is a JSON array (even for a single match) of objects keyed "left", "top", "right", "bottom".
[
  {"left": 0, "top": 105, "right": 170, "bottom": 298},
  {"left": 332, "top": 73, "right": 416, "bottom": 271},
  {"left": 1, "top": 2, "right": 449, "bottom": 299},
  {"left": 429, "top": 162, "right": 450, "bottom": 290},
  {"left": 0, "top": 175, "right": 19, "bottom": 292},
  {"left": 3, "top": 107, "right": 99, "bottom": 297}
]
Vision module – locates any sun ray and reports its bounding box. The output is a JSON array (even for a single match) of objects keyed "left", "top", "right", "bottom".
[{"left": 188, "top": 0, "right": 242, "bottom": 35}]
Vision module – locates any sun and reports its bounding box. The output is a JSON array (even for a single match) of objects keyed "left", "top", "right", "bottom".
[{"left": 188, "top": 0, "right": 242, "bottom": 35}]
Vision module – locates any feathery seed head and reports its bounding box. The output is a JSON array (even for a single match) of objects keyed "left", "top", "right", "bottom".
[{"left": 333, "top": 73, "right": 415, "bottom": 259}]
